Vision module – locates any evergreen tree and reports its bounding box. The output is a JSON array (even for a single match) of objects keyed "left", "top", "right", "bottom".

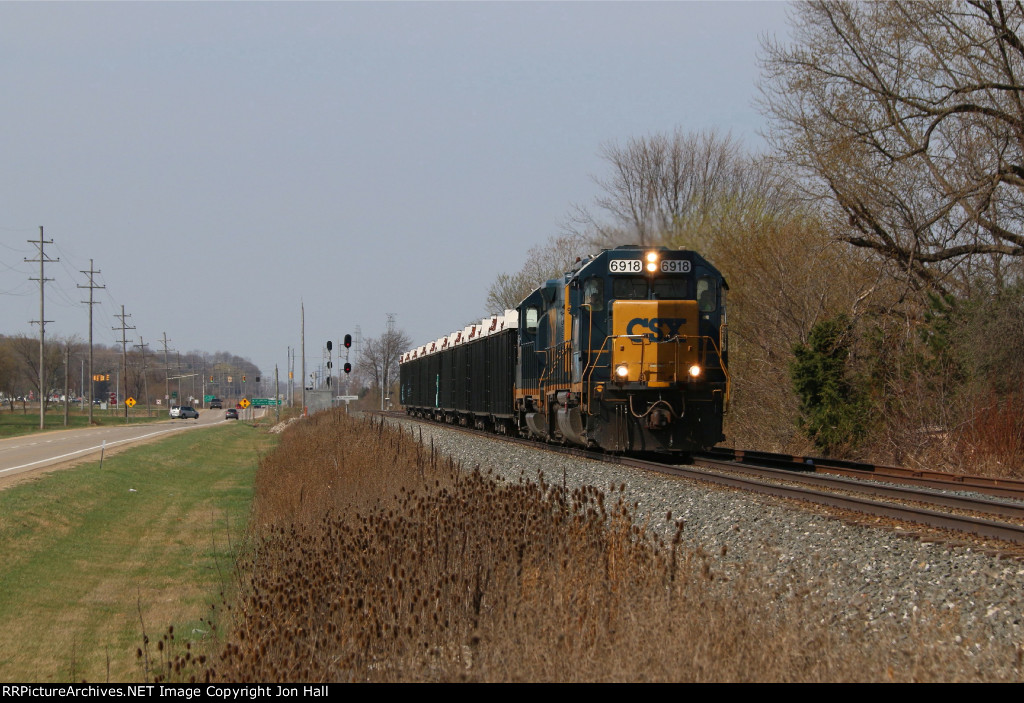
[{"left": 790, "top": 314, "right": 871, "bottom": 455}]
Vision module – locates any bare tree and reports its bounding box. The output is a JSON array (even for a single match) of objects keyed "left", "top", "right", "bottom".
[
  {"left": 362, "top": 325, "right": 412, "bottom": 395},
  {"left": 0, "top": 338, "right": 16, "bottom": 410},
  {"left": 5, "top": 333, "right": 66, "bottom": 411},
  {"left": 485, "top": 270, "right": 536, "bottom": 314},
  {"left": 485, "top": 232, "right": 590, "bottom": 312},
  {"left": 569, "top": 129, "right": 758, "bottom": 249},
  {"left": 761, "top": 0, "right": 1024, "bottom": 292}
]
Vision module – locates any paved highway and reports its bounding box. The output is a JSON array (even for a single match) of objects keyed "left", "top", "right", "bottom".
[{"left": 0, "top": 406, "right": 252, "bottom": 486}]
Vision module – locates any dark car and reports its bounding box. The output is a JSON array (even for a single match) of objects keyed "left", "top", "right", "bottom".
[
  {"left": 178, "top": 406, "right": 199, "bottom": 419},
  {"left": 225, "top": 408, "right": 239, "bottom": 420},
  {"left": 209, "top": 398, "right": 223, "bottom": 409}
]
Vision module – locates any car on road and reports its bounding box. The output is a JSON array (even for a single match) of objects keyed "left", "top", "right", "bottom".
[
  {"left": 225, "top": 408, "right": 239, "bottom": 420},
  {"left": 209, "top": 398, "right": 223, "bottom": 409},
  {"left": 174, "top": 406, "right": 199, "bottom": 419}
]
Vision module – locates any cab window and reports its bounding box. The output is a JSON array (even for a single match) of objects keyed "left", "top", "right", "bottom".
[
  {"left": 652, "top": 278, "right": 689, "bottom": 299},
  {"left": 612, "top": 277, "right": 648, "bottom": 300},
  {"left": 525, "top": 307, "right": 539, "bottom": 333},
  {"left": 583, "top": 277, "right": 605, "bottom": 311},
  {"left": 697, "top": 277, "right": 717, "bottom": 312}
]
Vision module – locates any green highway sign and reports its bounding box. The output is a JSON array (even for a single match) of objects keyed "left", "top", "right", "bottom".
[{"left": 251, "top": 398, "right": 281, "bottom": 406}]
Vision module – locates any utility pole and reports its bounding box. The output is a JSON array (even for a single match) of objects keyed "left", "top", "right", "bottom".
[
  {"left": 301, "top": 302, "right": 306, "bottom": 417},
  {"left": 113, "top": 306, "right": 135, "bottom": 422},
  {"left": 382, "top": 313, "right": 395, "bottom": 411},
  {"left": 63, "top": 342, "right": 71, "bottom": 427},
  {"left": 135, "top": 337, "right": 152, "bottom": 417},
  {"left": 275, "top": 364, "right": 280, "bottom": 423},
  {"left": 26, "top": 226, "right": 57, "bottom": 430},
  {"left": 159, "top": 333, "right": 173, "bottom": 410},
  {"left": 78, "top": 259, "right": 104, "bottom": 425},
  {"left": 352, "top": 325, "right": 363, "bottom": 398}
]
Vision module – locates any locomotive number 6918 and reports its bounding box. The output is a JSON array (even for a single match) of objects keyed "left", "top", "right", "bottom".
[{"left": 400, "top": 245, "right": 729, "bottom": 455}]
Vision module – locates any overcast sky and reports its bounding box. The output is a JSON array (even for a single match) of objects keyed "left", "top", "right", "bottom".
[{"left": 0, "top": 1, "right": 791, "bottom": 383}]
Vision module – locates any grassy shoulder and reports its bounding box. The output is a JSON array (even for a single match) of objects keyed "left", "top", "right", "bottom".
[
  {"left": 0, "top": 421, "right": 276, "bottom": 683},
  {"left": 0, "top": 409, "right": 168, "bottom": 439}
]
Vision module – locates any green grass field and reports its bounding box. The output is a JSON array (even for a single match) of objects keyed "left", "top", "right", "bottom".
[
  {"left": 0, "top": 421, "right": 276, "bottom": 682},
  {"left": 0, "top": 409, "right": 166, "bottom": 439}
]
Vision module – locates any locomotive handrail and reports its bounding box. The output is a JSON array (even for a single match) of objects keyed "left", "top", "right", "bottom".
[{"left": 538, "top": 341, "right": 573, "bottom": 391}]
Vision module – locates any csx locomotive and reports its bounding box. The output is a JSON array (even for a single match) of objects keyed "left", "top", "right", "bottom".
[{"left": 400, "top": 245, "right": 729, "bottom": 453}]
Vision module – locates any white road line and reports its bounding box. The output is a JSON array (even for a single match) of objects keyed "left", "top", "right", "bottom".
[{"left": 0, "top": 425, "right": 202, "bottom": 474}]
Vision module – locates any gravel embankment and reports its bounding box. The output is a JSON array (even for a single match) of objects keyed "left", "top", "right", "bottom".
[{"left": 387, "top": 416, "right": 1024, "bottom": 664}]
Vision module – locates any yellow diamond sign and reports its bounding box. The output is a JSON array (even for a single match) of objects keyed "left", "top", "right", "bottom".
[
  {"left": 125, "top": 397, "right": 136, "bottom": 408},
  {"left": 239, "top": 398, "right": 250, "bottom": 408}
]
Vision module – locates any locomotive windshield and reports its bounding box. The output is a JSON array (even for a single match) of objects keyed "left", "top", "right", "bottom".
[
  {"left": 651, "top": 278, "right": 689, "bottom": 299},
  {"left": 612, "top": 277, "right": 649, "bottom": 299},
  {"left": 612, "top": 276, "right": 690, "bottom": 300}
]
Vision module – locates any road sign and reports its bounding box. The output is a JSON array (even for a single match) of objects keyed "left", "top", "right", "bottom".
[
  {"left": 126, "top": 397, "right": 136, "bottom": 408},
  {"left": 239, "top": 398, "right": 251, "bottom": 408},
  {"left": 250, "top": 398, "right": 281, "bottom": 406}
]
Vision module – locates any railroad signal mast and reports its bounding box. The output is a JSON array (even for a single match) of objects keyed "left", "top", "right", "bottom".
[{"left": 325, "top": 340, "right": 333, "bottom": 388}]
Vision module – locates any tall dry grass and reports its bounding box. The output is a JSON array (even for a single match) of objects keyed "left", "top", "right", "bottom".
[{"left": 156, "top": 410, "right": 1021, "bottom": 682}]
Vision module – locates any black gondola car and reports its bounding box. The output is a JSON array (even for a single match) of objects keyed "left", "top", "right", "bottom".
[{"left": 400, "top": 313, "right": 518, "bottom": 433}]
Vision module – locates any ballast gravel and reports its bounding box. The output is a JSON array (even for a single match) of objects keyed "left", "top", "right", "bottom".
[{"left": 387, "top": 416, "right": 1024, "bottom": 669}]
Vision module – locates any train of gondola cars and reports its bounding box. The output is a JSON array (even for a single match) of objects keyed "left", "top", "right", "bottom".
[{"left": 399, "top": 245, "right": 730, "bottom": 454}]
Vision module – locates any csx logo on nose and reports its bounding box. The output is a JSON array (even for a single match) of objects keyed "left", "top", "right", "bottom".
[{"left": 626, "top": 318, "right": 686, "bottom": 341}]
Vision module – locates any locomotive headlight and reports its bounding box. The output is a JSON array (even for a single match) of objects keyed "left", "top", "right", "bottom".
[
  {"left": 688, "top": 364, "right": 702, "bottom": 379},
  {"left": 646, "top": 251, "right": 659, "bottom": 272},
  {"left": 615, "top": 364, "right": 629, "bottom": 379}
]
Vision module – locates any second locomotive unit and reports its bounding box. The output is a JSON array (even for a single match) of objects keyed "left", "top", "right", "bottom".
[{"left": 399, "top": 245, "right": 730, "bottom": 454}]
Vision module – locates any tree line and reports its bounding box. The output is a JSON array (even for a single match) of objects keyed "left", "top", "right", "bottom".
[
  {"left": 486, "top": 1, "right": 1024, "bottom": 476},
  {"left": 0, "top": 334, "right": 262, "bottom": 413}
]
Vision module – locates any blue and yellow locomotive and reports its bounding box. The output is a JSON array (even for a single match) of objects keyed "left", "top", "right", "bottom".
[{"left": 400, "top": 245, "right": 729, "bottom": 454}]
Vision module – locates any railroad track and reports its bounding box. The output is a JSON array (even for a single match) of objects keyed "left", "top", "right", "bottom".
[
  {"left": 381, "top": 411, "right": 1024, "bottom": 549},
  {"left": 698, "top": 447, "right": 1024, "bottom": 500}
]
